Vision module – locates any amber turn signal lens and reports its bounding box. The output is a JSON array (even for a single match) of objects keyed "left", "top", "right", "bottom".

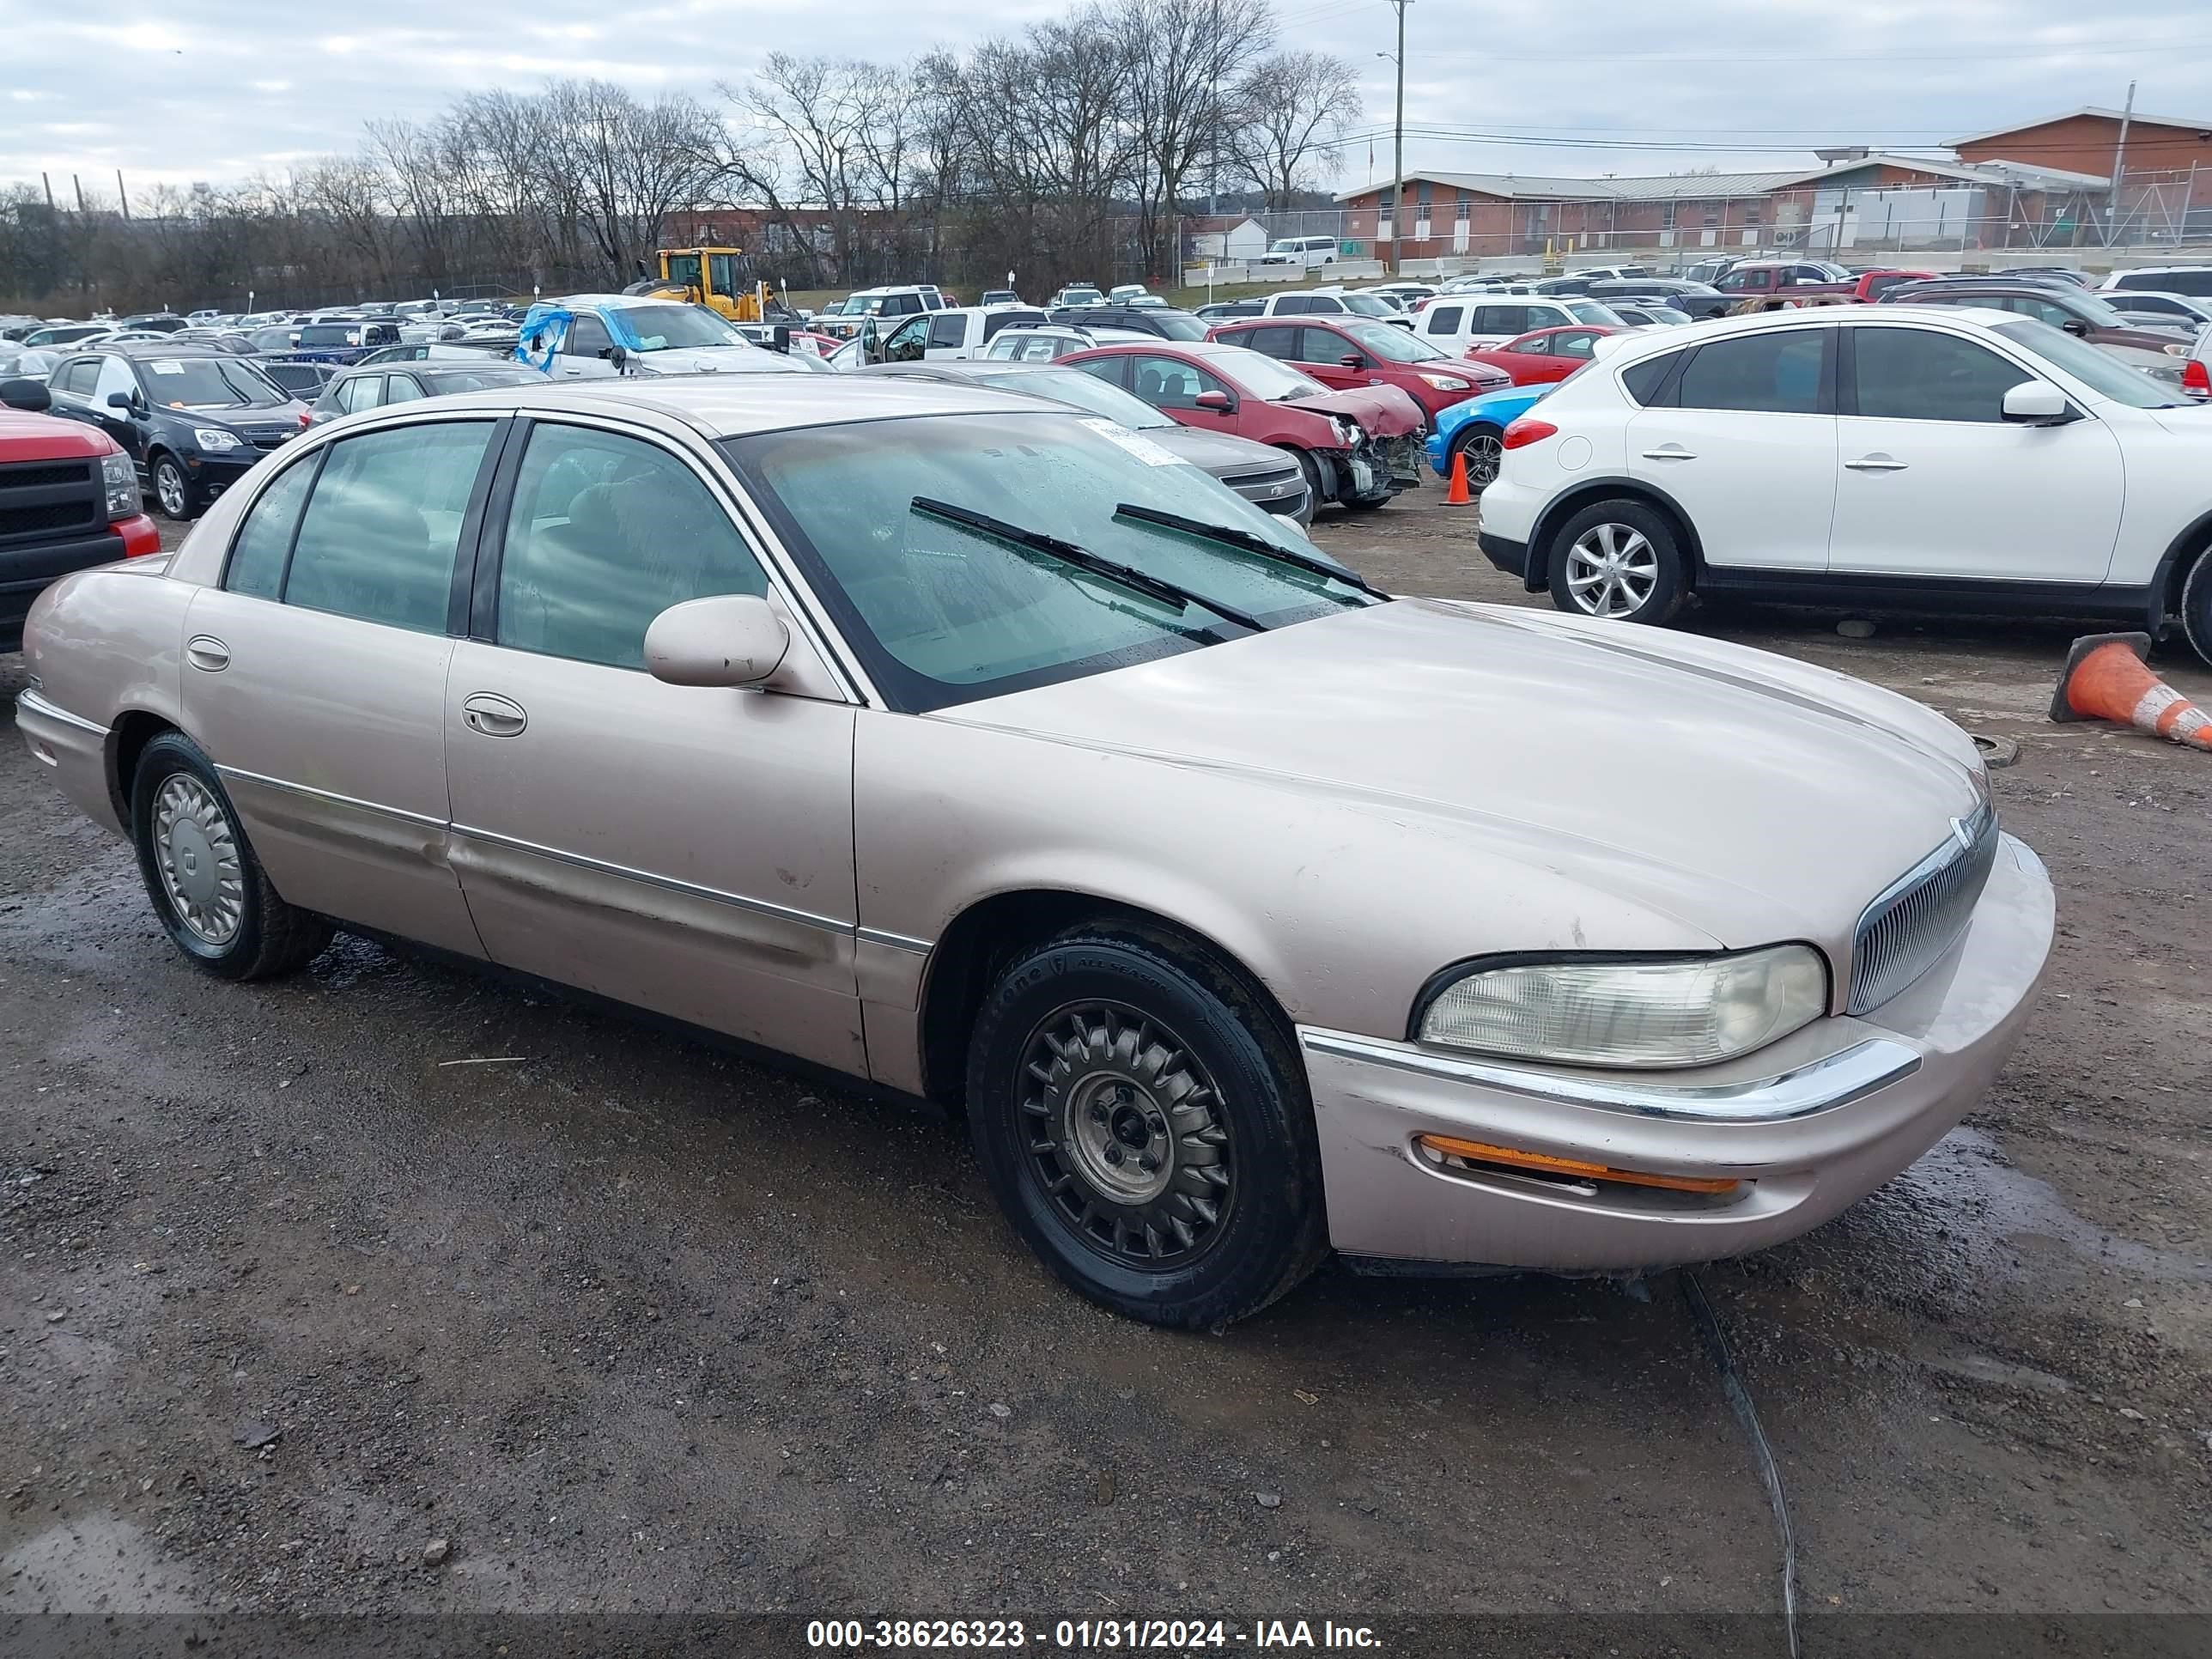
[{"left": 1415, "top": 1133, "right": 1742, "bottom": 1195}]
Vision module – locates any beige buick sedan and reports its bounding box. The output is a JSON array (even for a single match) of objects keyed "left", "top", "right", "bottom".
[{"left": 16, "top": 377, "right": 2055, "bottom": 1327}]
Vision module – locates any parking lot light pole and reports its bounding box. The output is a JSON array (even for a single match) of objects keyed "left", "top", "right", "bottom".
[{"left": 1382, "top": 0, "right": 1410, "bottom": 276}]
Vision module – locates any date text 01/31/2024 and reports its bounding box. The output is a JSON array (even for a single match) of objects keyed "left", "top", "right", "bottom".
[{"left": 806, "top": 1619, "right": 1384, "bottom": 1650}]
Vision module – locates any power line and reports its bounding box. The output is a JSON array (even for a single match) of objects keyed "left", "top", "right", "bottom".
[{"left": 1383, "top": 34, "right": 2212, "bottom": 64}]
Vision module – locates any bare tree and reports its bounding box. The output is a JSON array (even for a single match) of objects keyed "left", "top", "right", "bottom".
[
  {"left": 1225, "top": 51, "right": 1362, "bottom": 210},
  {"left": 1117, "top": 0, "right": 1274, "bottom": 280}
]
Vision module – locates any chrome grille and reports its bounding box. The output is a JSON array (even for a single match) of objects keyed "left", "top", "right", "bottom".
[{"left": 1848, "top": 801, "right": 1999, "bottom": 1015}]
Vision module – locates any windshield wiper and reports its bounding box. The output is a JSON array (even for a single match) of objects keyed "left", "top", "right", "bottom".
[
  {"left": 1111, "top": 502, "right": 1390, "bottom": 602},
  {"left": 910, "top": 497, "right": 1269, "bottom": 632}
]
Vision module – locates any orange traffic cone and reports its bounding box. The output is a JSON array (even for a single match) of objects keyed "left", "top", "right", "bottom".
[
  {"left": 2049, "top": 631, "right": 2212, "bottom": 750},
  {"left": 1444, "top": 449, "right": 1473, "bottom": 506}
]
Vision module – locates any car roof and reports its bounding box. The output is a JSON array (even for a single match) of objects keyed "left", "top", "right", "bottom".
[
  {"left": 391, "top": 373, "right": 1068, "bottom": 440},
  {"left": 1595, "top": 303, "right": 2016, "bottom": 362},
  {"left": 88, "top": 340, "right": 234, "bottom": 360}
]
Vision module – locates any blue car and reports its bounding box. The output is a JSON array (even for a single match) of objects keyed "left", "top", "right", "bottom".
[{"left": 1425, "top": 383, "right": 1551, "bottom": 493}]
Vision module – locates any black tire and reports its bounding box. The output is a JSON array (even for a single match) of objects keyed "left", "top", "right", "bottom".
[
  {"left": 964, "top": 924, "right": 1328, "bottom": 1328},
  {"left": 1545, "top": 496, "right": 1688, "bottom": 624},
  {"left": 130, "top": 732, "right": 331, "bottom": 979},
  {"left": 149, "top": 453, "right": 198, "bottom": 521},
  {"left": 1285, "top": 447, "right": 1323, "bottom": 522},
  {"left": 2181, "top": 548, "right": 2212, "bottom": 668},
  {"left": 1449, "top": 422, "right": 1505, "bottom": 492},
  {"left": 1341, "top": 489, "right": 1391, "bottom": 512}
]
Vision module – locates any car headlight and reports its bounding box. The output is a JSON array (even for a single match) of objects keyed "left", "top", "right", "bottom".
[
  {"left": 1331, "top": 416, "right": 1362, "bottom": 447},
  {"left": 1414, "top": 945, "right": 1829, "bottom": 1069},
  {"left": 1418, "top": 373, "right": 1470, "bottom": 391},
  {"left": 99, "top": 450, "right": 137, "bottom": 520},
  {"left": 192, "top": 428, "right": 242, "bottom": 453}
]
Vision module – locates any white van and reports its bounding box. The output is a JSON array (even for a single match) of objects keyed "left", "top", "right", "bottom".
[
  {"left": 2102, "top": 265, "right": 2212, "bottom": 300},
  {"left": 1259, "top": 235, "right": 1339, "bottom": 270}
]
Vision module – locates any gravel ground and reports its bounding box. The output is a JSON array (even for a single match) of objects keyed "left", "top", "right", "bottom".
[{"left": 3, "top": 494, "right": 2208, "bottom": 1651}]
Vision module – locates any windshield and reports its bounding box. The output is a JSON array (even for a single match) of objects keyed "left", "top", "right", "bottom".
[
  {"left": 2062, "top": 290, "right": 2150, "bottom": 329},
  {"left": 423, "top": 368, "right": 544, "bottom": 393},
  {"left": 1342, "top": 320, "right": 1445, "bottom": 362},
  {"left": 1207, "top": 347, "right": 1326, "bottom": 400},
  {"left": 614, "top": 304, "right": 744, "bottom": 350},
  {"left": 1992, "top": 319, "right": 2181, "bottom": 408},
  {"left": 722, "top": 411, "right": 1370, "bottom": 711},
  {"left": 1568, "top": 301, "right": 1626, "bottom": 326},
  {"left": 1146, "top": 313, "right": 1208, "bottom": 341},
  {"left": 1340, "top": 295, "right": 1396, "bottom": 318},
  {"left": 965, "top": 368, "right": 1176, "bottom": 429},
  {"left": 137, "top": 356, "right": 287, "bottom": 409}
]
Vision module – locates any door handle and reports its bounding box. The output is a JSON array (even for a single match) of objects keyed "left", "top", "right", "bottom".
[
  {"left": 185, "top": 635, "right": 230, "bottom": 672},
  {"left": 1640, "top": 446, "right": 1697, "bottom": 460},
  {"left": 461, "top": 693, "right": 528, "bottom": 738},
  {"left": 1844, "top": 456, "right": 1910, "bottom": 471}
]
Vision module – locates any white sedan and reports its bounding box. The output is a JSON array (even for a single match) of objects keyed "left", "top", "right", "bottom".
[{"left": 1477, "top": 305, "right": 2212, "bottom": 663}]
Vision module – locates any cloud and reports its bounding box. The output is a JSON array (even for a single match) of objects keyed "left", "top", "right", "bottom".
[{"left": 3, "top": 0, "right": 2209, "bottom": 194}]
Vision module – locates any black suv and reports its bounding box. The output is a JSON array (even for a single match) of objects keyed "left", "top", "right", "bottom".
[{"left": 43, "top": 343, "right": 310, "bottom": 520}]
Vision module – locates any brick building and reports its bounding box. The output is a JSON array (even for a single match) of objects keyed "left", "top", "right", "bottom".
[
  {"left": 1333, "top": 150, "right": 2114, "bottom": 259},
  {"left": 1952, "top": 107, "right": 2212, "bottom": 181}
]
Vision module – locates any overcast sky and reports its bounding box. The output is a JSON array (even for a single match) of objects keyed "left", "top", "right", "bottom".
[{"left": 5, "top": 1, "right": 2212, "bottom": 198}]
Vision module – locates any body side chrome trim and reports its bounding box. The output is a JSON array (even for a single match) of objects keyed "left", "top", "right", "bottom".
[
  {"left": 1297, "top": 1027, "right": 1923, "bottom": 1122},
  {"left": 450, "top": 820, "right": 851, "bottom": 937},
  {"left": 216, "top": 764, "right": 447, "bottom": 830},
  {"left": 856, "top": 926, "right": 934, "bottom": 956},
  {"left": 16, "top": 689, "right": 110, "bottom": 738}
]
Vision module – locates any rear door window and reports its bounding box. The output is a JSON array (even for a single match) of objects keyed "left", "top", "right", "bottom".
[
  {"left": 1674, "top": 330, "right": 1827, "bottom": 415},
  {"left": 1243, "top": 325, "right": 1300, "bottom": 360},
  {"left": 283, "top": 422, "right": 495, "bottom": 633}
]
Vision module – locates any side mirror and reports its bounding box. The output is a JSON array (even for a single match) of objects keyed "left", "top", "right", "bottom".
[
  {"left": 105, "top": 390, "right": 134, "bottom": 411},
  {"left": 1, "top": 377, "right": 51, "bottom": 412},
  {"left": 606, "top": 344, "right": 628, "bottom": 374},
  {"left": 644, "top": 593, "right": 790, "bottom": 688},
  {"left": 2061, "top": 318, "right": 2088, "bottom": 337},
  {"left": 1193, "top": 388, "right": 1234, "bottom": 411},
  {"left": 1339, "top": 353, "right": 1366, "bottom": 369},
  {"left": 2002, "top": 380, "right": 2071, "bottom": 424},
  {"left": 771, "top": 324, "right": 791, "bottom": 354}
]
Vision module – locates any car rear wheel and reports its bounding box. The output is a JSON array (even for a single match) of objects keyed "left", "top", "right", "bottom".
[
  {"left": 150, "top": 453, "right": 197, "bottom": 521},
  {"left": 2182, "top": 547, "right": 2212, "bottom": 667},
  {"left": 964, "top": 925, "right": 1328, "bottom": 1328},
  {"left": 1547, "top": 497, "right": 1687, "bottom": 624},
  {"left": 1449, "top": 424, "right": 1504, "bottom": 491},
  {"left": 130, "top": 732, "right": 331, "bottom": 979}
]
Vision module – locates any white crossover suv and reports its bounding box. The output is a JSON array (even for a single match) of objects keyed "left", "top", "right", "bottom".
[{"left": 1476, "top": 306, "right": 2212, "bottom": 663}]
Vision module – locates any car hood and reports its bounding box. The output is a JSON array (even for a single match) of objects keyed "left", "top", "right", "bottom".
[
  {"left": 1279, "top": 384, "right": 1424, "bottom": 436},
  {"left": 1145, "top": 423, "right": 1297, "bottom": 477},
  {"left": 943, "top": 599, "right": 1985, "bottom": 950},
  {"left": 635, "top": 346, "right": 807, "bottom": 375}
]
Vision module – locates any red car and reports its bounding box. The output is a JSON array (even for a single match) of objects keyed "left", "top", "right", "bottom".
[
  {"left": 1460, "top": 325, "right": 1623, "bottom": 386},
  {"left": 1, "top": 376, "right": 161, "bottom": 652},
  {"left": 1203, "top": 316, "right": 1509, "bottom": 423},
  {"left": 1060, "top": 339, "right": 1425, "bottom": 513},
  {"left": 1851, "top": 268, "right": 1936, "bottom": 302}
]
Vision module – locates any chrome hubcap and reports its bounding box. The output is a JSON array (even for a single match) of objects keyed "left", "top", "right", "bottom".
[
  {"left": 1565, "top": 523, "right": 1658, "bottom": 617},
  {"left": 153, "top": 774, "right": 244, "bottom": 945},
  {"left": 1464, "top": 433, "right": 1502, "bottom": 486},
  {"left": 157, "top": 465, "right": 185, "bottom": 515},
  {"left": 1018, "top": 1002, "right": 1232, "bottom": 1267}
]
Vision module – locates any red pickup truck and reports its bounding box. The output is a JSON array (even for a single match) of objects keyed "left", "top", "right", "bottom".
[
  {"left": 2, "top": 376, "right": 161, "bottom": 652},
  {"left": 1713, "top": 261, "right": 1934, "bottom": 306}
]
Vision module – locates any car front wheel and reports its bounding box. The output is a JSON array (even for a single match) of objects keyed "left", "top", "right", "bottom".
[
  {"left": 1546, "top": 497, "right": 1687, "bottom": 624},
  {"left": 131, "top": 732, "right": 331, "bottom": 978},
  {"left": 150, "top": 453, "right": 197, "bottom": 521},
  {"left": 964, "top": 925, "right": 1328, "bottom": 1328}
]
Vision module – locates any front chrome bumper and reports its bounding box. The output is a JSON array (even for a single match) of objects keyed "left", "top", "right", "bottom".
[{"left": 1302, "top": 833, "right": 2056, "bottom": 1272}]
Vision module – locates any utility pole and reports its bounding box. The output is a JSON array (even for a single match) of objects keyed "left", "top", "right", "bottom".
[
  {"left": 116, "top": 171, "right": 130, "bottom": 221},
  {"left": 1386, "top": 0, "right": 1409, "bottom": 276},
  {"left": 2109, "top": 80, "right": 2136, "bottom": 246}
]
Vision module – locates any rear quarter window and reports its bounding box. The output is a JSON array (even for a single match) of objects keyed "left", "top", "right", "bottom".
[{"left": 1620, "top": 352, "right": 1680, "bottom": 406}]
